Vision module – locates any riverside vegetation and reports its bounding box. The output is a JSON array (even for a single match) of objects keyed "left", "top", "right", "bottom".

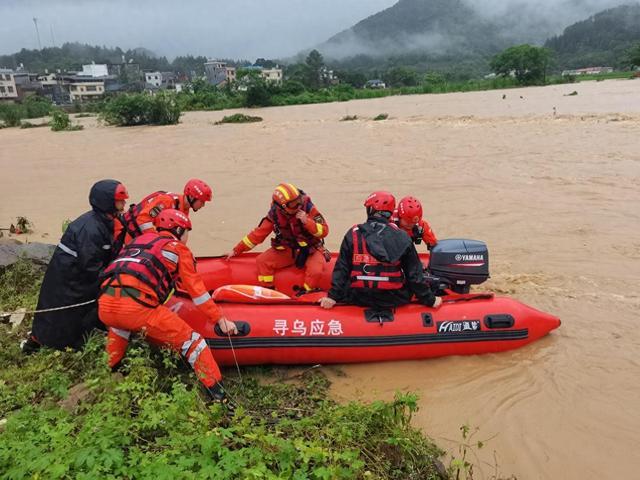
[
  {"left": 0, "top": 258, "right": 452, "bottom": 479},
  {"left": 2, "top": 44, "right": 639, "bottom": 129}
]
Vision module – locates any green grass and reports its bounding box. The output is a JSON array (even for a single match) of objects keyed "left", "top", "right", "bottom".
[{"left": 0, "top": 261, "right": 448, "bottom": 479}]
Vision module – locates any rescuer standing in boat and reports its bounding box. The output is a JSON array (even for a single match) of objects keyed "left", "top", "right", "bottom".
[
  {"left": 226, "top": 183, "right": 330, "bottom": 294},
  {"left": 98, "top": 209, "right": 238, "bottom": 407},
  {"left": 114, "top": 178, "right": 213, "bottom": 252},
  {"left": 22, "top": 179, "right": 129, "bottom": 353},
  {"left": 319, "top": 191, "right": 442, "bottom": 310}
]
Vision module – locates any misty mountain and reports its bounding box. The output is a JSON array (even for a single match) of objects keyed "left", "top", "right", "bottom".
[
  {"left": 320, "top": 0, "right": 507, "bottom": 61},
  {"left": 545, "top": 4, "right": 640, "bottom": 69},
  {"left": 314, "top": 0, "right": 634, "bottom": 76}
]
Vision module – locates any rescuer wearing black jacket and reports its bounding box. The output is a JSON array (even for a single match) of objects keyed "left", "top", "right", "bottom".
[
  {"left": 319, "top": 191, "right": 442, "bottom": 310},
  {"left": 22, "top": 179, "right": 129, "bottom": 352}
]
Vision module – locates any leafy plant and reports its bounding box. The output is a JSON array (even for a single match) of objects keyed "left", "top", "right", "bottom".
[
  {"left": 340, "top": 115, "right": 358, "bottom": 121},
  {"left": 373, "top": 113, "right": 389, "bottom": 121},
  {"left": 0, "top": 106, "right": 22, "bottom": 127},
  {"left": 50, "top": 109, "right": 83, "bottom": 132},
  {"left": 61, "top": 218, "right": 72, "bottom": 233}
]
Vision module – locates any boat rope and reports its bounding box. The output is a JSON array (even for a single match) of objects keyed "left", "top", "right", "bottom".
[
  {"left": 225, "top": 327, "right": 244, "bottom": 386},
  {"left": 0, "top": 299, "right": 96, "bottom": 318}
]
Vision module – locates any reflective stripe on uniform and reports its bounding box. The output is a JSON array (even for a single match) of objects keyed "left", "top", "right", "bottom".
[
  {"left": 139, "top": 222, "right": 154, "bottom": 231},
  {"left": 298, "top": 241, "right": 308, "bottom": 247},
  {"left": 356, "top": 275, "right": 391, "bottom": 282},
  {"left": 111, "top": 327, "right": 131, "bottom": 340},
  {"left": 58, "top": 242, "right": 78, "bottom": 257},
  {"left": 187, "top": 338, "right": 207, "bottom": 367},
  {"left": 258, "top": 275, "right": 274, "bottom": 283},
  {"left": 181, "top": 331, "right": 200, "bottom": 357},
  {"left": 113, "top": 257, "right": 142, "bottom": 263},
  {"left": 314, "top": 223, "right": 324, "bottom": 237},
  {"left": 303, "top": 283, "right": 312, "bottom": 291},
  {"left": 161, "top": 250, "right": 179, "bottom": 263},
  {"left": 242, "top": 236, "right": 255, "bottom": 248},
  {"left": 192, "top": 291, "right": 211, "bottom": 305},
  {"left": 274, "top": 246, "right": 286, "bottom": 250}
]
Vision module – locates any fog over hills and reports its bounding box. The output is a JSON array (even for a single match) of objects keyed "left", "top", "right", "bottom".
[{"left": 317, "top": 0, "right": 629, "bottom": 60}]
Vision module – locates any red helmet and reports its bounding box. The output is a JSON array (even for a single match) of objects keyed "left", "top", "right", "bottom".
[
  {"left": 272, "top": 183, "right": 302, "bottom": 210},
  {"left": 154, "top": 208, "right": 192, "bottom": 237},
  {"left": 114, "top": 183, "right": 129, "bottom": 201},
  {"left": 184, "top": 179, "right": 212, "bottom": 203},
  {"left": 364, "top": 191, "right": 396, "bottom": 213},
  {"left": 397, "top": 196, "right": 423, "bottom": 224}
]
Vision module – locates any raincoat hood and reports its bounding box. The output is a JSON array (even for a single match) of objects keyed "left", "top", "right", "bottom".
[
  {"left": 359, "top": 217, "right": 411, "bottom": 263},
  {"left": 89, "top": 179, "right": 121, "bottom": 214}
]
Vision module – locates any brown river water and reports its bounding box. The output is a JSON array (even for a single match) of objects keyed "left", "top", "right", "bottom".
[{"left": 1, "top": 79, "right": 639, "bottom": 478}]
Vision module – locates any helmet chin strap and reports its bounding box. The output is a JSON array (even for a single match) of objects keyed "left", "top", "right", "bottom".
[{"left": 186, "top": 195, "right": 195, "bottom": 209}]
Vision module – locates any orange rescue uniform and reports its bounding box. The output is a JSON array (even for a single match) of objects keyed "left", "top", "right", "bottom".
[
  {"left": 114, "top": 192, "right": 190, "bottom": 251},
  {"left": 98, "top": 231, "right": 222, "bottom": 388},
  {"left": 232, "top": 200, "right": 329, "bottom": 290},
  {"left": 400, "top": 218, "right": 438, "bottom": 248}
]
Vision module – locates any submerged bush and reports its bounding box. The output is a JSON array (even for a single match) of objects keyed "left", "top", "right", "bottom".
[
  {"left": 50, "top": 110, "right": 83, "bottom": 132},
  {"left": 373, "top": 113, "right": 389, "bottom": 121},
  {"left": 50, "top": 109, "right": 70, "bottom": 131},
  {"left": 215, "top": 113, "right": 263, "bottom": 124},
  {"left": 100, "top": 92, "right": 181, "bottom": 126}
]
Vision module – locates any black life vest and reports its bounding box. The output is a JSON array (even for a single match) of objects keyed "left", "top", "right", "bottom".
[{"left": 349, "top": 225, "right": 404, "bottom": 290}]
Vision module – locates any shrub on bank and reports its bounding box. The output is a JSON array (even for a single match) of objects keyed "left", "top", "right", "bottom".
[
  {"left": 100, "top": 92, "right": 181, "bottom": 126},
  {"left": 0, "top": 96, "right": 53, "bottom": 127}
]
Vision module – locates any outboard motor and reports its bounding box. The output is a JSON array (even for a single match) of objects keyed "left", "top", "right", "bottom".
[{"left": 427, "top": 239, "right": 489, "bottom": 293}]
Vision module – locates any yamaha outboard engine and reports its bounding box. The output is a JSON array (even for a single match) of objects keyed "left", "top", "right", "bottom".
[{"left": 427, "top": 239, "right": 489, "bottom": 293}]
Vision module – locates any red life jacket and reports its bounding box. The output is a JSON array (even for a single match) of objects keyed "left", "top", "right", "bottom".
[
  {"left": 267, "top": 194, "right": 322, "bottom": 250},
  {"left": 102, "top": 232, "right": 178, "bottom": 306},
  {"left": 119, "top": 191, "right": 182, "bottom": 239},
  {"left": 349, "top": 225, "right": 404, "bottom": 290}
]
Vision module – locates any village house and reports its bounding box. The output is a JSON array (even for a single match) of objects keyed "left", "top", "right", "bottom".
[
  {"left": 204, "top": 60, "right": 236, "bottom": 86},
  {"left": 0, "top": 69, "right": 19, "bottom": 101}
]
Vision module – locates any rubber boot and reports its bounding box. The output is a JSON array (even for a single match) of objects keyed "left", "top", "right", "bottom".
[{"left": 206, "top": 381, "right": 236, "bottom": 413}]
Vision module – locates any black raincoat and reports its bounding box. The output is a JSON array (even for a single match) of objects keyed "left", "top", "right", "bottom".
[
  {"left": 327, "top": 215, "right": 436, "bottom": 309},
  {"left": 31, "top": 180, "right": 122, "bottom": 350}
]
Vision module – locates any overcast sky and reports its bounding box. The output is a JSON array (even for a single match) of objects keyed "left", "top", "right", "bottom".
[
  {"left": 0, "top": 0, "right": 397, "bottom": 59},
  {"left": 0, "top": 0, "right": 629, "bottom": 60}
]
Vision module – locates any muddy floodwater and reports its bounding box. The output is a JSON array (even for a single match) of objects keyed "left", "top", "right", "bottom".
[{"left": 2, "top": 79, "right": 639, "bottom": 479}]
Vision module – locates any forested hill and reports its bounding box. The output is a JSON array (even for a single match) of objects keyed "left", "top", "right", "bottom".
[
  {"left": 0, "top": 42, "right": 209, "bottom": 76},
  {"left": 322, "top": 0, "right": 506, "bottom": 58},
  {"left": 545, "top": 4, "right": 640, "bottom": 69}
]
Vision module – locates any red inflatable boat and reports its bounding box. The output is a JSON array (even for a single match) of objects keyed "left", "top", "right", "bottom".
[{"left": 167, "top": 239, "right": 561, "bottom": 366}]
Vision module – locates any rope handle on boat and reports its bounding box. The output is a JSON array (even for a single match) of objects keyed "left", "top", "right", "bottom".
[{"left": 0, "top": 299, "right": 96, "bottom": 317}]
